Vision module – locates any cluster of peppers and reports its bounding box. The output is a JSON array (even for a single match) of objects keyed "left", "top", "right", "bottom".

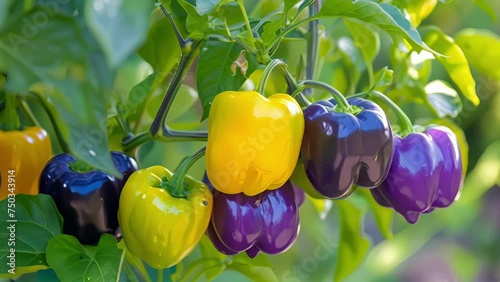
[{"left": 0, "top": 79, "right": 463, "bottom": 271}]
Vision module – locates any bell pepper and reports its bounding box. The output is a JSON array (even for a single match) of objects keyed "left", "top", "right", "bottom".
[
  {"left": 0, "top": 127, "right": 52, "bottom": 200},
  {"left": 370, "top": 126, "right": 463, "bottom": 223},
  {"left": 301, "top": 97, "right": 394, "bottom": 199},
  {"left": 204, "top": 175, "right": 304, "bottom": 258},
  {"left": 39, "top": 151, "right": 137, "bottom": 244},
  {"left": 206, "top": 90, "right": 304, "bottom": 196},
  {"left": 118, "top": 163, "right": 213, "bottom": 269}
]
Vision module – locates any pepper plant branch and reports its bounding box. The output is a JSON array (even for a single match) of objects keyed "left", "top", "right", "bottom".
[
  {"left": 26, "top": 91, "right": 70, "bottom": 153},
  {"left": 155, "top": 0, "right": 188, "bottom": 48},
  {"left": 305, "top": 0, "right": 321, "bottom": 95},
  {"left": 20, "top": 100, "right": 41, "bottom": 127},
  {"left": 237, "top": 0, "right": 257, "bottom": 43},
  {"left": 4, "top": 93, "right": 20, "bottom": 131},
  {"left": 369, "top": 90, "right": 415, "bottom": 135}
]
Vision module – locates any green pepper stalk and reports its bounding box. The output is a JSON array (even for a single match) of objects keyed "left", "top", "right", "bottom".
[
  {"left": 4, "top": 92, "right": 20, "bottom": 131},
  {"left": 162, "top": 147, "right": 206, "bottom": 198},
  {"left": 369, "top": 90, "right": 415, "bottom": 136}
]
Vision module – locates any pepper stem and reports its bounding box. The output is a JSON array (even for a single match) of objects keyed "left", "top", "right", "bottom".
[
  {"left": 163, "top": 147, "right": 206, "bottom": 198},
  {"left": 255, "top": 59, "right": 287, "bottom": 95},
  {"left": 370, "top": 90, "right": 415, "bottom": 136},
  {"left": 296, "top": 80, "right": 352, "bottom": 111},
  {"left": 4, "top": 92, "right": 20, "bottom": 131}
]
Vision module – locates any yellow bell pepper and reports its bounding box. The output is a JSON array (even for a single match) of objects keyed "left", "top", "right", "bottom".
[
  {"left": 206, "top": 90, "right": 304, "bottom": 196},
  {"left": 0, "top": 127, "right": 53, "bottom": 200}
]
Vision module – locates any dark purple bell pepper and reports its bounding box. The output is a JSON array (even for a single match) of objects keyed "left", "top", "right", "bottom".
[
  {"left": 301, "top": 97, "right": 394, "bottom": 199},
  {"left": 370, "top": 126, "right": 463, "bottom": 223},
  {"left": 39, "top": 152, "right": 137, "bottom": 244},
  {"left": 204, "top": 177, "right": 304, "bottom": 258}
]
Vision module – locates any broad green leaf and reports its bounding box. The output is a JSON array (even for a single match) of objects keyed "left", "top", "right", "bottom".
[
  {"left": 335, "top": 200, "right": 370, "bottom": 282},
  {"left": 227, "top": 262, "right": 278, "bottom": 282},
  {"left": 176, "top": 0, "right": 208, "bottom": 37},
  {"left": 425, "top": 80, "right": 462, "bottom": 118},
  {"left": 0, "top": 194, "right": 62, "bottom": 277},
  {"left": 316, "top": 1, "right": 426, "bottom": 51},
  {"left": 196, "top": 40, "right": 257, "bottom": 120},
  {"left": 196, "top": 0, "right": 221, "bottom": 15},
  {"left": 32, "top": 80, "right": 121, "bottom": 178},
  {"left": 0, "top": 8, "right": 86, "bottom": 93},
  {"left": 473, "top": 0, "right": 497, "bottom": 21},
  {"left": 125, "top": 73, "right": 157, "bottom": 126},
  {"left": 85, "top": 0, "right": 152, "bottom": 68},
  {"left": 284, "top": 0, "right": 301, "bottom": 16},
  {"left": 406, "top": 0, "right": 438, "bottom": 27},
  {"left": 421, "top": 26, "right": 480, "bottom": 106},
  {"left": 454, "top": 29, "right": 500, "bottom": 81},
  {"left": 139, "top": 17, "right": 182, "bottom": 74},
  {"left": 344, "top": 19, "right": 380, "bottom": 85},
  {"left": 47, "top": 234, "right": 123, "bottom": 282},
  {"left": 262, "top": 18, "right": 284, "bottom": 46},
  {"left": 357, "top": 189, "right": 394, "bottom": 239},
  {"left": 177, "top": 258, "right": 222, "bottom": 282}
]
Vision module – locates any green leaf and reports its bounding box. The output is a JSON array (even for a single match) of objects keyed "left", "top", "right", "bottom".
[
  {"left": 344, "top": 19, "right": 380, "bottom": 85},
  {"left": 335, "top": 200, "right": 371, "bottom": 282},
  {"left": 316, "top": 1, "right": 426, "bottom": 51},
  {"left": 32, "top": 80, "right": 122, "bottom": 178},
  {"left": 284, "top": 0, "right": 301, "bottom": 15},
  {"left": 425, "top": 80, "right": 462, "bottom": 118},
  {"left": 176, "top": 0, "right": 209, "bottom": 36},
  {"left": 196, "top": 0, "right": 221, "bottom": 15},
  {"left": 473, "top": 0, "right": 497, "bottom": 21},
  {"left": 421, "top": 26, "right": 480, "bottom": 106},
  {"left": 373, "top": 67, "right": 394, "bottom": 92},
  {"left": 117, "top": 240, "right": 151, "bottom": 282},
  {"left": 454, "top": 29, "right": 500, "bottom": 81},
  {"left": 139, "top": 16, "right": 182, "bottom": 74},
  {"left": 178, "top": 258, "right": 222, "bottom": 282},
  {"left": 337, "top": 37, "right": 364, "bottom": 95},
  {"left": 196, "top": 40, "right": 257, "bottom": 120},
  {"left": 227, "top": 262, "right": 278, "bottom": 282},
  {"left": 406, "top": 0, "right": 438, "bottom": 27},
  {"left": 261, "top": 18, "right": 284, "bottom": 46},
  {"left": 85, "top": 0, "right": 152, "bottom": 68},
  {"left": 357, "top": 189, "right": 394, "bottom": 239},
  {"left": 0, "top": 194, "right": 62, "bottom": 277},
  {"left": 0, "top": 8, "right": 86, "bottom": 93},
  {"left": 47, "top": 234, "right": 123, "bottom": 282}
]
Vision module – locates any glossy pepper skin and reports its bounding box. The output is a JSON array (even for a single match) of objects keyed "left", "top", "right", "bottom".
[
  {"left": 301, "top": 97, "right": 393, "bottom": 199},
  {"left": 0, "top": 127, "right": 52, "bottom": 200},
  {"left": 370, "top": 126, "right": 463, "bottom": 223},
  {"left": 205, "top": 176, "right": 304, "bottom": 258},
  {"left": 118, "top": 166, "right": 213, "bottom": 269},
  {"left": 39, "top": 152, "right": 137, "bottom": 245},
  {"left": 206, "top": 90, "right": 304, "bottom": 196}
]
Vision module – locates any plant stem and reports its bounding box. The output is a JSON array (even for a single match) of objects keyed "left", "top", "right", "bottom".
[
  {"left": 237, "top": 0, "right": 256, "bottom": 43},
  {"left": 4, "top": 92, "right": 19, "bottom": 131},
  {"left": 166, "top": 147, "right": 206, "bottom": 197},
  {"left": 265, "top": 17, "right": 312, "bottom": 53},
  {"left": 116, "top": 249, "right": 126, "bottom": 282},
  {"left": 157, "top": 268, "right": 163, "bottom": 282},
  {"left": 155, "top": 0, "right": 188, "bottom": 48},
  {"left": 370, "top": 90, "right": 415, "bottom": 135},
  {"left": 150, "top": 41, "right": 201, "bottom": 138},
  {"left": 305, "top": 0, "right": 321, "bottom": 95},
  {"left": 255, "top": 59, "right": 287, "bottom": 94},
  {"left": 26, "top": 92, "right": 70, "bottom": 153},
  {"left": 297, "top": 80, "right": 351, "bottom": 109},
  {"left": 20, "top": 100, "right": 40, "bottom": 127}
]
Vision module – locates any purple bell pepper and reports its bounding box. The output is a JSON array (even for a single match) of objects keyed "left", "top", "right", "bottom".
[
  {"left": 204, "top": 177, "right": 304, "bottom": 258},
  {"left": 39, "top": 152, "right": 138, "bottom": 244},
  {"left": 370, "top": 126, "right": 463, "bottom": 223},
  {"left": 301, "top": 97, "right": 394, "bottom": 199}
]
